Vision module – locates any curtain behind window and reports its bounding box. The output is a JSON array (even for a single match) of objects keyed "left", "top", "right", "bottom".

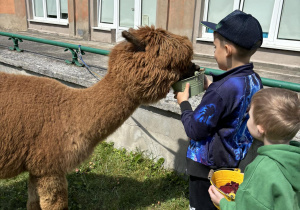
[
  {"left": 34, "top": 0, "right": 44, "bottom": 17},
  {"left": 100, "top": 0, "right": 114, "bottom": 24},
  {"left": 60, "top": 0, "right": 68, "bottom": 19},
  {"left": 47, "top": 0, "right": 57, "bottom": 17}
]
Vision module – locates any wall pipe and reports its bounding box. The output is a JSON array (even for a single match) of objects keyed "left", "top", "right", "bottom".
[{"left": 0, "top": 31, "right": 299, "bottom": 92}]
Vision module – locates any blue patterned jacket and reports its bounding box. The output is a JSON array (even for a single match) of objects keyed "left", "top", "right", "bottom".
[{"left": 180, "top": 63, "right": 263, "bottom": 178}]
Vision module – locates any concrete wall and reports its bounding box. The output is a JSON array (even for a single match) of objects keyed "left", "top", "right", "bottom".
[
  {"left": 0, "top": 0, "right": 27, "bottom": 31},
  {"left": 74, "top": 0, "right": 90, "bottom": 39},
  {"left": 156, "top": 0, "right": 169, "bottom": 29},
  {"left": 167, "top": 0, "right": 196, "bottom": 40},
  {"left": 105, "top": 106, "right": 189, "bottom": 173}
]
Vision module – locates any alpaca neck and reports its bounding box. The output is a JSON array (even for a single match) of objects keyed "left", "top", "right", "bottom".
[{"left": 75, "top": 76, "right": 139, "bottom": 145}]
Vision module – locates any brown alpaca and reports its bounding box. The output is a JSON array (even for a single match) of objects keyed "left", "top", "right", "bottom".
[{"left": 0, "top": 26, "right": 193, "bottom": 209}]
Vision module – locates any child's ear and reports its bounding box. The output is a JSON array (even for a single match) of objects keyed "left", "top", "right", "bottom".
[
  {"left": 257, "top": 125, "right": 265, "bottom": 135},
  {"left": 224, "top": 44, "right": 232, "bottom": 57}
]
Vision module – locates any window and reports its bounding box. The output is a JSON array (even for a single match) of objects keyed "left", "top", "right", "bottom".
[
  {"left": 32, "top": 0, "right": 68, "bottom": 24},
  {"left": 242, "top": 0, "right": 275, "bottom": 38},
  {"left": 277, "top": 0, "right": 300, "bottom": 41},
  {"left": 97, "top": 0, "right": 157, "bottom": 29},
  {"left": 141, "top": 0, "right": 157, "bottom": 26},
  {"left": 200, "top": 0, "right": 300, "bottom": 51},
  {"left": 99, "top": 0, "right": 114, "bottom": 26},
  {"left": 119, "top": 0, "right": 135, "bottom": 28}
]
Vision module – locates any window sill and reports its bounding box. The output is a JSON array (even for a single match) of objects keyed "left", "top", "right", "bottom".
[
  {"left": 261, "top": 42, "right": 300, "bottom": 52},
  {"left": 196, "top": 37, "right": 213, "bottom": 43},
  {"left": 92, "top": 27, "right": 114, "bottom": 32},
  {"left": 29, "top": 19, "right": 69, "bottom": 26},
  {"left": 196, "top": 37, "right": 300, "bottom": 52}
]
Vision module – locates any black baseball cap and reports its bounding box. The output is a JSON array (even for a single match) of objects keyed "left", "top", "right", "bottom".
[{"left": 201, "top": 10, "right": 263, "bottom": 50}]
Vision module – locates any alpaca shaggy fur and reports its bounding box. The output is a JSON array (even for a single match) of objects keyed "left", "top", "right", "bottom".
[{"left": 0, "top": 26, "right": 193, "bottom": 209}]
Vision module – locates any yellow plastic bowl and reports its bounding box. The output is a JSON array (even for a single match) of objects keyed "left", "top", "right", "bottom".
[{"left": 208, "top": 168, "right": 244, "bottom": 209}]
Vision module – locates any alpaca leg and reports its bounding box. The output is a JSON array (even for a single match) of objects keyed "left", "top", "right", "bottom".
[
  {"left": 27, "top": 174, "right": 42, "bottom": 210},
  {"left": 29, "top": 174, "right": 68, "bottom": 210}
]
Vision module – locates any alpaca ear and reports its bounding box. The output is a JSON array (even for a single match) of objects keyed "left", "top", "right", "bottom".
[{"left": 122, "top": 30, "right": 145, "bottom": 51}]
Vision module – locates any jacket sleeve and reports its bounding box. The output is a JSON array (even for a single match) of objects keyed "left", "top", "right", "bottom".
[
  {"left": 219, "top": 191, "right": 270, "bottom": 210},
  {"left": 219, "top": 162, "right": 294, "bottom": 210},
  {"left": 180, "top": 89, "right": 225, "bottom": 141}
]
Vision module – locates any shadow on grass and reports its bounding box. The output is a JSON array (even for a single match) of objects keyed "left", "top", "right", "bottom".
[
  {"left": 0, "top": 173, "right": 28, "bottom": 210},
  {"left": 0, "top": 171, "right": 188, "bottom": 210}
]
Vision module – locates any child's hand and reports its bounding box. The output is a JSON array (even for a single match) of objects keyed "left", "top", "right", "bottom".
[
  {"left": 208, "top": 185, "right": 225, "bottom": 207},
  {"left": 175, "top": 83, "right": 190, "bottom": 104}
]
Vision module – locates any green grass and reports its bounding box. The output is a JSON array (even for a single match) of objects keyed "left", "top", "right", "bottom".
[{"left": 0, "top": 142, "right": 189, "bottom": 209}]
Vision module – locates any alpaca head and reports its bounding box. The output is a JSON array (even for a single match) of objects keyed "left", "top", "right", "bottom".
[{"left": 108, "top": 26, "right": 194, "bottom": 104}]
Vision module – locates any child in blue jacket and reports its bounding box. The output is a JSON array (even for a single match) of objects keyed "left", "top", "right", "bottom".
[{"left": 176, "top": 10, "right": 263, "bottom": 209}]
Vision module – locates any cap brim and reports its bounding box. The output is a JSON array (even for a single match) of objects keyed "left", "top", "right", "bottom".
[{"left": 201, "top": 21, "right": 217, "bottom": 31}]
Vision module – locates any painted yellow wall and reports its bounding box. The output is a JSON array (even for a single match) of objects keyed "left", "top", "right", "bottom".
[{"left": 0, "top": 0, "right": 15, "bottom": 14}]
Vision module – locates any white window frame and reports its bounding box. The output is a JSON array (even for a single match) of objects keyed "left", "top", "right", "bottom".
[
  {"left": 96, "top": 0, "right": 118, "bottom": 30},
  {"left": 198, "top": 0, "right": 300, "bottom": 52},
  {"left": 96, "top": 0, "right": 148, "bottom": 31},
  {"left": 31, "top": 0, "right": 68, "bottom": 25},
  {"left": 117, "top": 0, "right": 142, "bottom": 30}
]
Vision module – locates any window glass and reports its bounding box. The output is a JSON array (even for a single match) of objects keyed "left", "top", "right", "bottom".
[
  {"left": 243, "top": 0, "right": 275, "bottom": 38},
  {"left": 34, "top": 0, "right": 44, "bottom": 17},
  {"left": 60, "top": 0, "right": 68, "bottom": 19},
  {"left": 46, "top": 0, "right": 57, "bottom": 18},
  {"left": 278, "top": 0, "right": 300, "bottom": 41},
  {"left": 119, "top": 0, "right": 134, "bottom": 27},
  {"left": 206, "top": 0, "right": 234, "bottom": 32},
  {"left": 141, "top": 0, "right": 156, "bottom": 26},
  {"left": 100, "top": 0, "right": 114, "bottom": 24},
  {"left": 200, "top": 0, "right": 300, "bottom": 49}
]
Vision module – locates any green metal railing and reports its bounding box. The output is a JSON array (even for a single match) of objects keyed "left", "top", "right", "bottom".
[
  {"left": 204, "top": 68, "right": 300, "bottom": 92},
  {"left": 0, "top": 31, "right": 109, "bottom": 66},
  {"left": 0, "top": 31, "right": 299, "bottom": 92}
]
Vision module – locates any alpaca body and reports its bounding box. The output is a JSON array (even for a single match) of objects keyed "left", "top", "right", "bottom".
[
  {"left": 0, "top": 73, "right": 138, "bottom": 209},
  {"left": 0, "top": 73, "right": 136, "bottom": 178},
  {"left": 0, "top": 26, "right": 193, "bottom": 209}
]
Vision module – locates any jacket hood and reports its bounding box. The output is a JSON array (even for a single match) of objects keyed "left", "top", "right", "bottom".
[{"left": 258, "top": 141, "right": 300, "bottom": 192}]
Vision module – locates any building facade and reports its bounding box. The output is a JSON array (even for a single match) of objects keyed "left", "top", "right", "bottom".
[{"left": 0, "top": 0, "right": 300, "bottom": 70}]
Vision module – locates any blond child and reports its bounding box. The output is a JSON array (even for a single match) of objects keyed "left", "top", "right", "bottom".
[{"left": 209, "top": 88, "right": 300, "bottom": 209}]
